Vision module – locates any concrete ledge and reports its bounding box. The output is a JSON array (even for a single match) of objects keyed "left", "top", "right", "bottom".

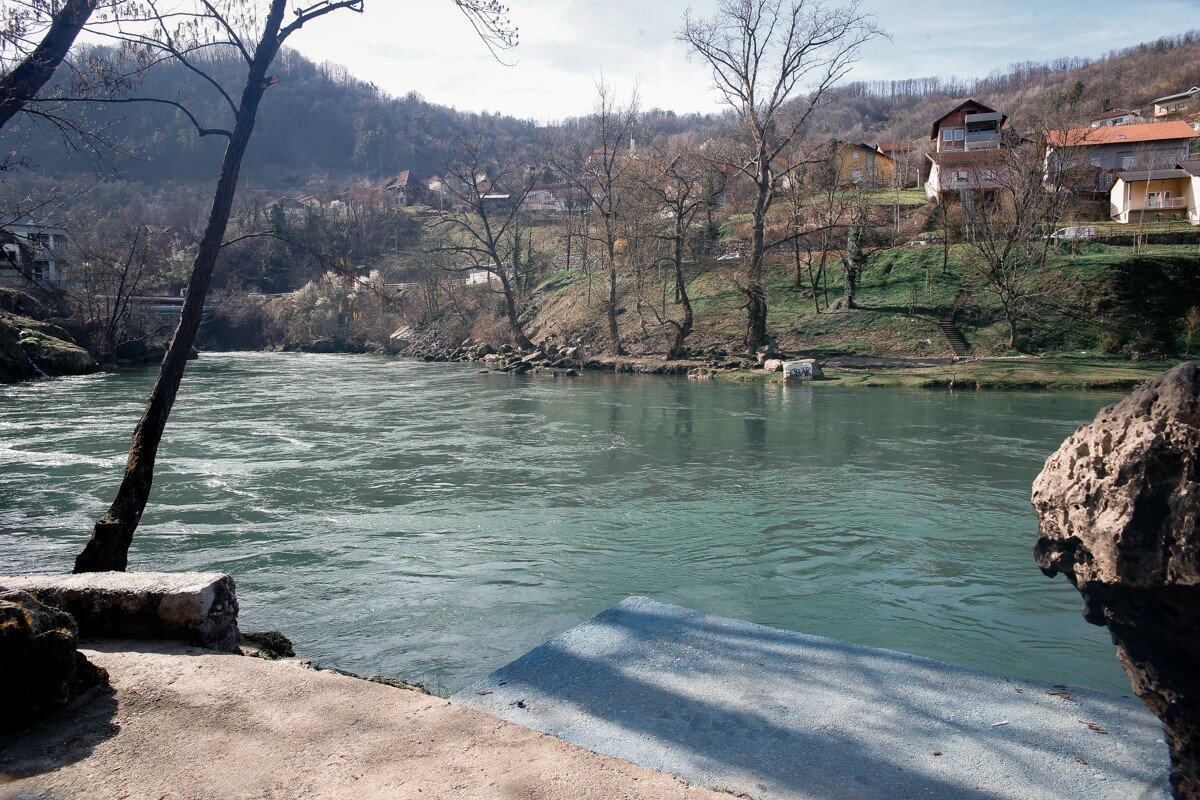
[
  {"left": 453, "top": 596, "right": 1171, "bottom": 800},
  {"left": 0, "top": 572, "right": 239, "bottom": 652}
]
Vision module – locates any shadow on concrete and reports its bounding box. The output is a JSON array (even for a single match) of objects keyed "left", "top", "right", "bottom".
[
  {"left": 461, "top": 598, "right": 1169, "bottom": 800},
  {"left": 0, "top": 684, "right": 119, "bottom": 782}
]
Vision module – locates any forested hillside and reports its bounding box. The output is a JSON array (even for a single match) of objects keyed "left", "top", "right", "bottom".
[
  {"left": 805, "top": 32, "right": 1200, "bottom": 140},
  {"left": 0, "top": 45, "right": 541, "bottom": 186},
  {"left": 3, "top": 31, "right": 1198, "bottom": 189}
]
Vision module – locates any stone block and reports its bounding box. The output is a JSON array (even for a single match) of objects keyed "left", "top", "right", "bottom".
[
  {"left": 762, "top": 358, "right": 783, "bottom": 373},
  {"left": 782, "top": 359, "right": 823, "bottom": 379},
  {"left": 1, "top": 572, "right": 240, "bottom": 652}
]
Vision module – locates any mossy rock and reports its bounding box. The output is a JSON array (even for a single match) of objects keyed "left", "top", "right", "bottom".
[{"left": 0, "top": 314, "right": 97, "bottom": 382}]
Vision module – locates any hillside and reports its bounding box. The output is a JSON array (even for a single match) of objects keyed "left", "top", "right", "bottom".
[
  {"left": 0, "top": 46, "right": 541, "bottom": 186},
  {"left": 2, "top": 32, "right": 1198, "bottom": 188},
  {"left": 806, "top": 32, "right": 1200, "bottom": 141}
]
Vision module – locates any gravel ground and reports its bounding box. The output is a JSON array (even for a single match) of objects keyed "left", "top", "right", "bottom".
[{"left": 0, "top": 640, "right": 724, "bottom": 800}]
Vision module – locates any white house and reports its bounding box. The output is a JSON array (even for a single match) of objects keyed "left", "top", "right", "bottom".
[
  {"left": 1108, "top": 162, "right": 1200, "bottom": 224},
  {"left": 1153, "top": 87, "right": 1200, "bottom": 119},
  {"left": 0, "top": 223, "right": 70, "bottom": 290}
]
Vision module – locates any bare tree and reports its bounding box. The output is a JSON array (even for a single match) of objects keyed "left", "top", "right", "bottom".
[
  {"left": 632, "top": 136, "right": 726, "bottom": 359},
  {"left": 430, "top": 134, "right": 535, "bottom": 349},
  {"left": 552, "top": 81, "right": 638, "bottom": 355},
  {"left": 74, "top": 0, "right": 517, "bottom": 572},
  {"left": 959, "top": 140, "right": 1068, "bottom": 350},
  {"left": 0, "top": 0, "right": 108, "bottom": 130},
  {"left": 679, "top": 0, "right": 879, "bottom": 352}
]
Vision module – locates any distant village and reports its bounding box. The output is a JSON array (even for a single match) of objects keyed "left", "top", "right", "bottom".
[{"left": 4, "top": 82, "right": 1199, "bottom": 297}]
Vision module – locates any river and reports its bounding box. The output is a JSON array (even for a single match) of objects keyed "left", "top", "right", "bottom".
[{"left": 0, "top": 352, "right": 1130, "bottom": 695}]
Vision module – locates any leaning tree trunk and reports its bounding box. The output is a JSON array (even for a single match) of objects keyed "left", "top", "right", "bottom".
[
  {"left": 667, "top": 235, "right": 693, "bottom": 360},
  {"left": 498, "top": 270, "right": 532, "bottom": 350},
  {"left": 0, "top": 0, "right": 96, "bottom": 130},
  {"left": 74, "top": 4, "right": 285, "bottom": 573}
]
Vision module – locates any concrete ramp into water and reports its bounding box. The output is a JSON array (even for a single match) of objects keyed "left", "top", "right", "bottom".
[{"left": 451, "top": 596, "right": 1170, "bottom": 800}]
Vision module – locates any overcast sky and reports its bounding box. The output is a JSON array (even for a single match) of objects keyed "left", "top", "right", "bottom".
[{"left": 284, "top": 0, "right": 1197, "bottom": 122}]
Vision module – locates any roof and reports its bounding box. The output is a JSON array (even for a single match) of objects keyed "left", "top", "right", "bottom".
[
  {"left": 1113, "top": 168, "right": 1191, "bottom": 182},
  {"left": 1153, "top": 87, "right": 1200, "bottom": 104},
  {"left": 929, "top": 99, "right": 1005, "bottom": 140},
  {"left": 1091, "top": 108, "right": 1139, "bottom": 120},
  {"left": 3, "top": 223, "right": 66, "bottom": 234},
  {"left": 876, "top": 140, "right": 918, "bottom": 153},
  {"left": 1178, "top": 161, "right": 1200, "bottom": 176},
  {"left": 1048, "top": 120, "right": 1199, "bottom": 147}
]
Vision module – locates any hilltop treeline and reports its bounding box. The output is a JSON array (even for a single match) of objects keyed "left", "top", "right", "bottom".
[
  {"left": 2, "top": 30, "right": 1198, "bottom": 187},
  {"left": 0, "top": 45, "right": 540, "bottom": 186}
]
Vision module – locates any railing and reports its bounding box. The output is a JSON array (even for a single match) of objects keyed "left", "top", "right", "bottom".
[
  {"left": 964, "top": 132, "right": 1000, "bottom": 151},
  {"left": 1131, "top": 198, "right": 1189, "bottom": 211}
]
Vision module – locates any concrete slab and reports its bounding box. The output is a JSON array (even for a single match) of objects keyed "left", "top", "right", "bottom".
[
  {"left": 1, "top": 572, "right": 239, "bottom": 651},
  {"left": 452, "top": 596, "right": 1171, "bottom": 800}
]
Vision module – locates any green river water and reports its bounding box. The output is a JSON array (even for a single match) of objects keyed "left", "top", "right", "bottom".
[{"left": 0, "top": 352, "right": 1131, "bottom": 695}]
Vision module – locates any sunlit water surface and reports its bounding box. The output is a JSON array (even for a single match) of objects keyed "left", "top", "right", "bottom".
[{"left": 0, "top": 352, "right": 1130, "bottom": 694}]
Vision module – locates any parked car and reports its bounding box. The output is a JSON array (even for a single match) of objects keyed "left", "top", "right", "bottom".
[{"left": 1049, "top": 226, "right": 1096, "bottom": 240}]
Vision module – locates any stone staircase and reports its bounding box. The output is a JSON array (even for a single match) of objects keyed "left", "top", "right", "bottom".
[{"left": 937, "top": 316, "right": 973, "bottom": 358}]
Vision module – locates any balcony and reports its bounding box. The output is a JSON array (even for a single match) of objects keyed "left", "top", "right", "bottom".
[
  {"left": 1131, "top": 197, "right": 1189, "bottom": 211},
  {"left": 964, "top": 131, "right": 1000, "bottom": 151}
]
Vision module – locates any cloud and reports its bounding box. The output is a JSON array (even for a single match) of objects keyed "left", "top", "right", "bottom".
[{"left": 284, "top": 0, "right": 1199, "bottom": 119}]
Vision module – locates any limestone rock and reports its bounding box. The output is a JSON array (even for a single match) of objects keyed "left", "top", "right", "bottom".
[
  {"left": 763, "top": 358, "right": 783, "bottom": 373},
  {"left": 1032, "top": 361, "right": 1199, "bottom": 798},
  {"left": 3, "top": 572, "right": 240, "bottom": 652},
  {"left": 0, "top": 589, "right": 108, "bottom": 733}
]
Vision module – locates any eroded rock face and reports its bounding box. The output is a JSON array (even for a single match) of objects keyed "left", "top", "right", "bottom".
[
  {"left": 1033, "top": 361, "right": 1199, "bottom": 798},
  {"left": 0, "top": 589, "right": 108, "bottom": 733}
]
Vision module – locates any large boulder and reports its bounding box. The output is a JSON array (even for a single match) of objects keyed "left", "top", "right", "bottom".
[
  {"left": 1033, "top": 361, "right": 1199, "bottom": 798},
  {"left": 2, "top": 572, "right": 240, "bottom": 652},
  {"left": 0, "top": 314, "right": 97, "bottom": 382},
  {"left": 0, "top": 589, "right": 108, "bottom": 733}
]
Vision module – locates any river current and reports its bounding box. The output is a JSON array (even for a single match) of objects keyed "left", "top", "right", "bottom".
[{"left": 0, "top": 352, "right": 1130, "bottom": 694}]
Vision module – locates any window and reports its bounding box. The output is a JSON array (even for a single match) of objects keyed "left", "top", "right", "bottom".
[
  {"left": 954, "top": 129, "right": 965, "bottom": 141},
  {"left": 981, "top": 169, "right": 998, "bottom": 182},
  {"left": 943, "top": 130, "right": 953, "bottom": 142},
  {"left": 1121, "top": 156, "right": 1136, "bottom": 169},
  {"left": 954, "top": 171, "right": 970, "bottom": 183},
  {"left": 851, "top": 150, "right": 861, "bottom": 159}
]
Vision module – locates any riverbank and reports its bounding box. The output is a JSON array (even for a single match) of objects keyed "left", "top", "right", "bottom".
[
  {"left": 0, "top": 639, "right": 722, "bottom": 800},
  {"left": 726, "top": 355, "right": 1184, "bottom": 391},
  {"left": 407, "top": 337, "right": 1182, "bottom": 392}
]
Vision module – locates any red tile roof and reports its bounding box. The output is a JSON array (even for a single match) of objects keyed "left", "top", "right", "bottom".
[{"left": 1048, "top": 120, "right": 1198, "bottom": 147}]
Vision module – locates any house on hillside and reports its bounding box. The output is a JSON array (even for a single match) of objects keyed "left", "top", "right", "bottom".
[
  {"left": 925, "top": 150, "right": 1008, "bottom": 201},
  {"left": 1046, "top": 120, "right": 1199, "bottom": 192},
  {"left": 0, "top": 223, "right": 70, "bottom": 291},
  {"left": 1152, "top": 87, "right": 1200, "bottom": 119},
  {"left": 929, "top": 99, "right": 1005, "bottom": 153},
  {"left": 305, "top": 171, "right": 334, "bottom": 198},
  {"left": 1108, "top": 162, "right": 1200, "bottom": 224},
  {"left": 832, "top": 141, "right": 893, "bottom": 188},
  {"left": 1090, "top": 108, "right": 1142, "bottom": 128},
  {"left": 924, "top": 100, "right": 1007, "bottom": 201},
  {"left": 523, "top": 187, "right": 565, "bottom": 211},
  {"left": 384, "top": 170, "right": 415, "bottom": 205}
]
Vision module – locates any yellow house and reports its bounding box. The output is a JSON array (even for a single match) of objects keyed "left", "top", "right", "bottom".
[
  {"left": 1108, "top": 163, "right": 1200, "bottom": 224},
  {"left": 832, "top": 142, "right": 894, "bottom": 188}
]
